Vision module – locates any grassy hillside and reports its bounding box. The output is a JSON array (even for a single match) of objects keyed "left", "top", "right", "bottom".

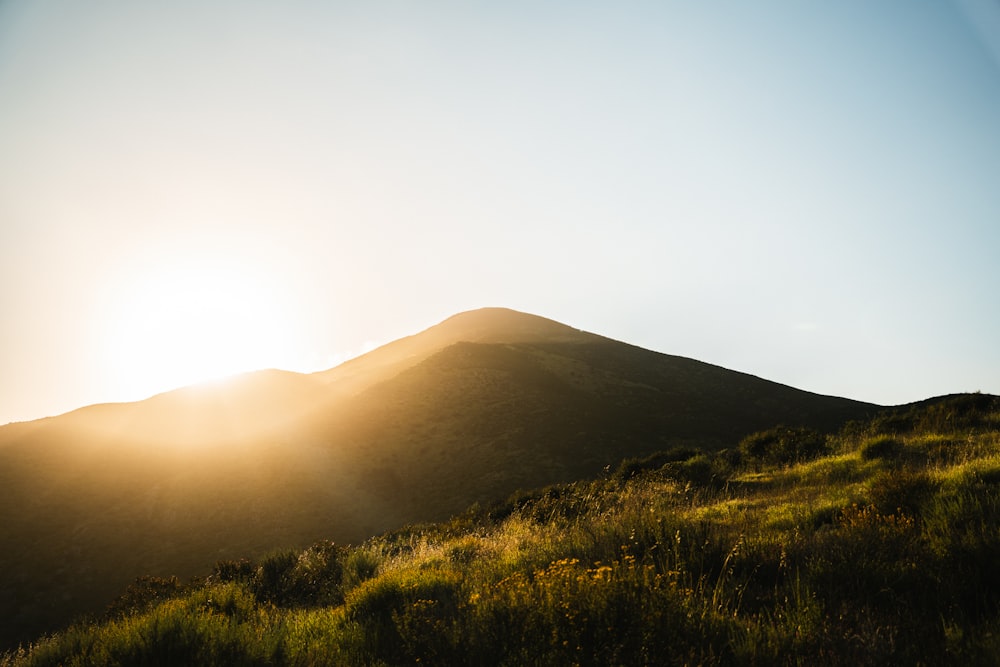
[
  {"left": 6, "top": 393, "right": 999, "bottom": 666},
  {"left": 0, "top": 309, "right": 878, "bottom": 650}
]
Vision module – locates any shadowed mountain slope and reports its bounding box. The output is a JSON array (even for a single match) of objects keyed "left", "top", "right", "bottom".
[
  {"left": 306, "top": 333, "right": 876, "bottom": 521},
  {"left": 310, "top": 308, "right": 601, "bottom": 396},
  {"left": 0, "top": 307, "right": 878, "bottom": 650}
]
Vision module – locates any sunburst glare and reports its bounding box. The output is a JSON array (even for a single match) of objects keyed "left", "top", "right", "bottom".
[{"left": 102, "top": 261, "right": 295, "bottom": 399}]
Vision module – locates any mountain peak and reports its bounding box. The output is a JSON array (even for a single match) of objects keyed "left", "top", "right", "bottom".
[
  {"left": 312, "top": 308, "right": 597, "bottom": 393},
  {"left": 429, "top": 307, "right": 596, "bottom": 345}
]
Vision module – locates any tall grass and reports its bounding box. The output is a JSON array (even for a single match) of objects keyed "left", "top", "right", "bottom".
[{"left": 6, "top": 398, "right": 1000, "bottom": 665}]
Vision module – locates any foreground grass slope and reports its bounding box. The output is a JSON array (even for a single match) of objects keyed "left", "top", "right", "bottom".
[{"left": 6, "top": 393, "right": 1000, "bottom": 666}]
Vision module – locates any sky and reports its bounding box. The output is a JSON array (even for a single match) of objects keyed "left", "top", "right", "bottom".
[{"left": 1, "top": 1, "right": 999, "bottom": 424}]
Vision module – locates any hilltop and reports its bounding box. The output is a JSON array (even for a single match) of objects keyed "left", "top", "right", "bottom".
[{"left": 0, "top": 308, "right": 878, "bottom": 650}]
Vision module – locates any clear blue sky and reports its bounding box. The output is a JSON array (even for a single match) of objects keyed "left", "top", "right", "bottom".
[{"left": 2, "top": 1, "right": 999, "bottom": 423}]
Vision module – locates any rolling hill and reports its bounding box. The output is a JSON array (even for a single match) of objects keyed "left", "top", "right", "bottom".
[{"left": 0, "top": 307, "right": 879, "bottom": 650}]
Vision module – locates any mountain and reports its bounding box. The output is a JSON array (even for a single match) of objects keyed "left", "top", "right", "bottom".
[{"left": 0, "top": 307, "right": 879, "bottom": 650}]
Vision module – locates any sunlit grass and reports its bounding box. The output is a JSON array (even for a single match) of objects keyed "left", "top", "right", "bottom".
[{"left": 6, "top": 397, "right": 1000, "bottom": 666}]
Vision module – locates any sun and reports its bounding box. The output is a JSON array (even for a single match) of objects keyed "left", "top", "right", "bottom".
[{"left": 102, "top": 260, "right": 297, "bottom": 400}]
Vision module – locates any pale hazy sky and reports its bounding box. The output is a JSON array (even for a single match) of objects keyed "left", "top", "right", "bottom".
[{"left": 2, "top": 1, "right": 999, "bottom": 424}]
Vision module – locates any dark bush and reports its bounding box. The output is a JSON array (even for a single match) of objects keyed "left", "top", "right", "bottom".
[
  {"left": 104, "top": 575, "right": 185, "bottom": 619},
  {"left": 247, "top": 542, "right": 348, "bottom": 607},
  {"left": 713, "top": 447, "right": 743, "bottom": 470},
  {"left": 212, "top": 558, "right": 255, "bottom": 584},
  {"left": 344, "top": 569, "right": 462, "bottom": 664},
  {"left": 739, "top": 426, "right": 827, "bottom": 466},
  {"left": 612, "top": 447, "right": 702, "bottom": 484},
  {"left": 658, "top": 454, "right": 717, "bottom": 488},
  {"left": 287, "top": 540, "right": 347, "bottom": 606},
  {"left": 251, "top": 549, "right": 299, "bottom": 605},
  {"left": 860, "top": 436, "right": 904, "bottom": 462},
  {"left": 480, "top": 483, "right": 598, "bottom": 525}
]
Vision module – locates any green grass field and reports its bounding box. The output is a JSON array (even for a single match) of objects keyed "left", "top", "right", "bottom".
[{"left": 6, "top": 394, "right": 1000, "bottom": 666}]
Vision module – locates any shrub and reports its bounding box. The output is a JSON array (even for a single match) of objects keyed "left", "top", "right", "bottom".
[
  {"left": 342, "top": 568, "right": 463, "bottom": 664},
  {"left": 711, "top": 447, "right": 743, "bottom": 475},
  {"left": 104, "top": 576, "right": 185, "bottom": 620},
  {"left": 247, "top": 542, "right": 348, "bottom": 608},
  {"left": 212, "top": 559, "right": 255, "bottom": 584},
  {"left": 661, "top": 454, "right": 716, "bottom": 488},
  {"left": 739, "top": 426, "right": 827, "bottom": 466},
  {"left": 612, "top": 447, "right": 702, "bottom": 484},
  {"left": 289, "top": 541, "right": 348, "bottom": 606},
  {"left": 483, "top": 483, "right": 598, "bottom": 525},
  {"left": 860, "top": 435, "right": 904, "bottom": 462},
  {"left": 251, "top": 549, "right": 299, "bottom": 605}
]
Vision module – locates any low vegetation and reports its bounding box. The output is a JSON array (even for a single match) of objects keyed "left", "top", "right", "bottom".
[{"left": 5, "top": 394, "right": 1000, "bottom": 666}]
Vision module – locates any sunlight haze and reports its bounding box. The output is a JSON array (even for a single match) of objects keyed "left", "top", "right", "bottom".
[{"left": 1, "top": 1, "right": 999, "bottom": 423}]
